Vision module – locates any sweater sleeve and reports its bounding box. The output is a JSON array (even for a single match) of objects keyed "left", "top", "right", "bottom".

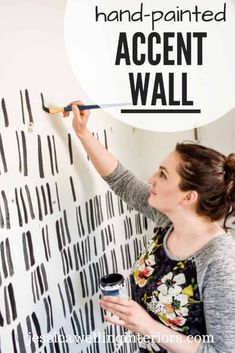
[
  {"left": 196, "top": 236, "right": 235, "bottom": 353},
  {"left": 102, "top": 161, "right": 169, "bottom": 225}
]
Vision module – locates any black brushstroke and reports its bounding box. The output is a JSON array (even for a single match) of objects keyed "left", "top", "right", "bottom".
[
  {"left": 41, "top": 186, "right": 48, "bottom": 216},
  {"left": 79, "top": 271, "right": 86, "bottom": 298},
  {"left": 0, "top": 241, "right": 8, "bottom": 277},
  {"left": 55, "top": 182, "right": 61, "bottom": 212},
  {"left": 35, "top": 187, "right": 43, "bottom": 221},
  {"left": 56, "top": 220, "right": 62, "bottom": 251},
  {"left": 25, "top": 89, "right": 34, "bottom": 123},
  {"left": 46, "top": 225, "right": 51, "bottom": 258},
  {"left": 64, "top": 278, "right": 72, "bottom": 313},
  {"left": 52, "top": 135, "right": 59, "bottom": 173},
  {"left": 1, "top": 98, "right": 9, "bottom": 127},
  {"left": 43, "top": 297, "right": 51, "bottom": 332},
  {"left": 8, "top": 283, "right": 17, "bottom": 321},
  {"left": 46, "top": 183, "right": 53, "bottom": 215},
  {"left": 85, "top": 202, "right": 90, "bottom": 234},
  {"left": 85, "top": 302, "right": 90, "bottom": 335},
  {"left": 20, "top": 188, "right": 28, "bottom": 224},
  {"left": 89, "top": 199, "right": 95, "bottom": 231},
  {"left": 6, "top": 238, "right": 14, "bottom": 276},
  {"left": 93, "top": 236, "right": 97, "bottom": 256},
  {"left": 12, "top": 330, "right": 18, "bottom": 353},
  {"left": 15, "top": 189, "right": 23, "bottom": 227},
  {"left": 25, "top": 185, "right": 35, "bottom": 219},
  {"left": 78, "top": 206, "right": 85, "bottom": 236},
  {"left": 68, "top": 133, "right": 73, "bottom": 164},
  {"left": 36, "top": 266, "right": 44, "bottom": 295},
  {"left": 76, "top": 243, "right": 83, "bottom": 268},
  {"left": 89, "top": 265, "right": 95, "bottom": 296},
  {"left": 41, "top": 263, "right": 48, "bottom": 291},
  {"left": 79, "top": 308, "right": 86, "bottom": 335},
  {"left": 1, "top": 191, "right": 10, "bottom": 229},
  {"left": 73, "top": 244, "right": 79, "bottom": 271},
  {"left": 47, "top": 136, "right": 54, "bottom": 176},
  {"left": 15, "top": 131, "right": 22, "bottom": 173},
  {"left": 20, "top": 90, "right": 25, "bottom": 125},
  {"left": 63, "top": 210, "right": 71, "bottom": 243},
  {"left": 21, "top": 131, "right": 28, "bottom": 176},
  {"left": 58, "top": 284, "right": 66, "bottom": 318},
  {"left": 37, "top": 135, "right": 44, "bottom": 178},
  {"left": 48, "top": 295, "right": 53, "bottom": 329},
  {"left": 31, "top": 272, "right": 36, "bottom": 303},
  {"left": 22, "top": 233, "right": 30, "bottom": 270},
  {"left": 75, "top": 207, "right": 81, "bottom": 238},
  {"left": 104, "top": 129, "right": 108, "bottom": 149},
  {"left": 0, "top": 134, "right": 7, "bottom": 172},
  {"left": 69, "top": 177, "right": 76, "bottom": 202},
  {"left": 17, "top": 323, "right": 26, "bottom": 353},
  {"left": 32, "top": 312, "right": 42, "bottom": 348},
  {"left": 67, "top": 247, "right": 73, "bottom": 270},
  {"left": 60, "top": 218, "right": 66, "bottom": 247},
  {"left": 26, "top": 316, "right": 36, "bottom": 353},
  {"left": 67, "top": 276, "right": 75, "bottom": 306},
  {"left": 0, "top": 205, "right": 4, "bottom": 228}
]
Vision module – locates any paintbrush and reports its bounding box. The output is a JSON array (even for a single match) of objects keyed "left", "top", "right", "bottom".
[{"left": 41, "top": 93, "right": 131, "bottom": 114}]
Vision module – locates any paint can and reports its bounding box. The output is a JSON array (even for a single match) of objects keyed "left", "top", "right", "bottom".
[{"left": 100, "top": 273, "right": 127, "bottom": 297}]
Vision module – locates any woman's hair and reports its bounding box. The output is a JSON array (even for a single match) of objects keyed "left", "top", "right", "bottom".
[{"left": 175, "top": 142, "right": 235, "bottom": 231}]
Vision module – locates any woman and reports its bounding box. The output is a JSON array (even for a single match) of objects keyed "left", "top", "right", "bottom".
[{"left": 65, "top": 102, "right": 235, "bottom": 353}]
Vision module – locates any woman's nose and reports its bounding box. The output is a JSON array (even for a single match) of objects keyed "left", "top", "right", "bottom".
[{"left": 148, "top": 175, "right": 154, "bottom": 185}]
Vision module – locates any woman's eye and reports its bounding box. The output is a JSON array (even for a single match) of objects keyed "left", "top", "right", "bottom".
[{"left": 160, "top": 171, "right": 166, "bottom": 179}]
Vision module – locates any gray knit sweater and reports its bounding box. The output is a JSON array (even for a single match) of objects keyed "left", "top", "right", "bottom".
[{"left": 103, "top": 162, "right": 235, "bottom": 353}]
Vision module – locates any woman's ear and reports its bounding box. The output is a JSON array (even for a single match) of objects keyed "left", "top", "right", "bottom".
[{"left": 181, "top": 190, "right": 198, "bottom": 207}]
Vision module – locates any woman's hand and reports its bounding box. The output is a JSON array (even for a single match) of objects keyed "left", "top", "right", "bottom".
[
  {"left": 99, "top": 296, "right": 155, "bottom": 337},
  {"left": 63, "top": 100, "right": 90, "bottom": 138}
]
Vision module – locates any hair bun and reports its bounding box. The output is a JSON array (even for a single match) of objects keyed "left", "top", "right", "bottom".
[{"left": 225, "top": 153, "right": 235, "bottom": 202}]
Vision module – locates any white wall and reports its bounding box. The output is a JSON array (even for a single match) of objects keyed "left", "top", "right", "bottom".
[{"left": 0, "top": 2, "right": 234, "bottom": 353}]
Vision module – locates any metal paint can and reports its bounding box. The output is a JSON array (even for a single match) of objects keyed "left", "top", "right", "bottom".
[{"left": 100, "top": 273, "right": 127, "bottom": 297}]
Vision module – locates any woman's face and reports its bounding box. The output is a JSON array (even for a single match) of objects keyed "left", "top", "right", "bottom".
[{"left": 148, "top": 150, "right": 188, "bottom": 213}]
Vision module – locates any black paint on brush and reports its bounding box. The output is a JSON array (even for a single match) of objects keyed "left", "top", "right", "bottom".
[
  {"left": 37, "top": 135, "right": 44, "bottom": 179},
  {"left": 20, "top": 90, "right": 25, "bottom": 125},
  {"left": 0, "top": 134, "right": 7, "bottom": 173},
  {"left": 1, "top": 98, "right": 9, "bottom": 127},
  {"left": 25, "top": 89, "right": 34, "bottom": 123}
]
